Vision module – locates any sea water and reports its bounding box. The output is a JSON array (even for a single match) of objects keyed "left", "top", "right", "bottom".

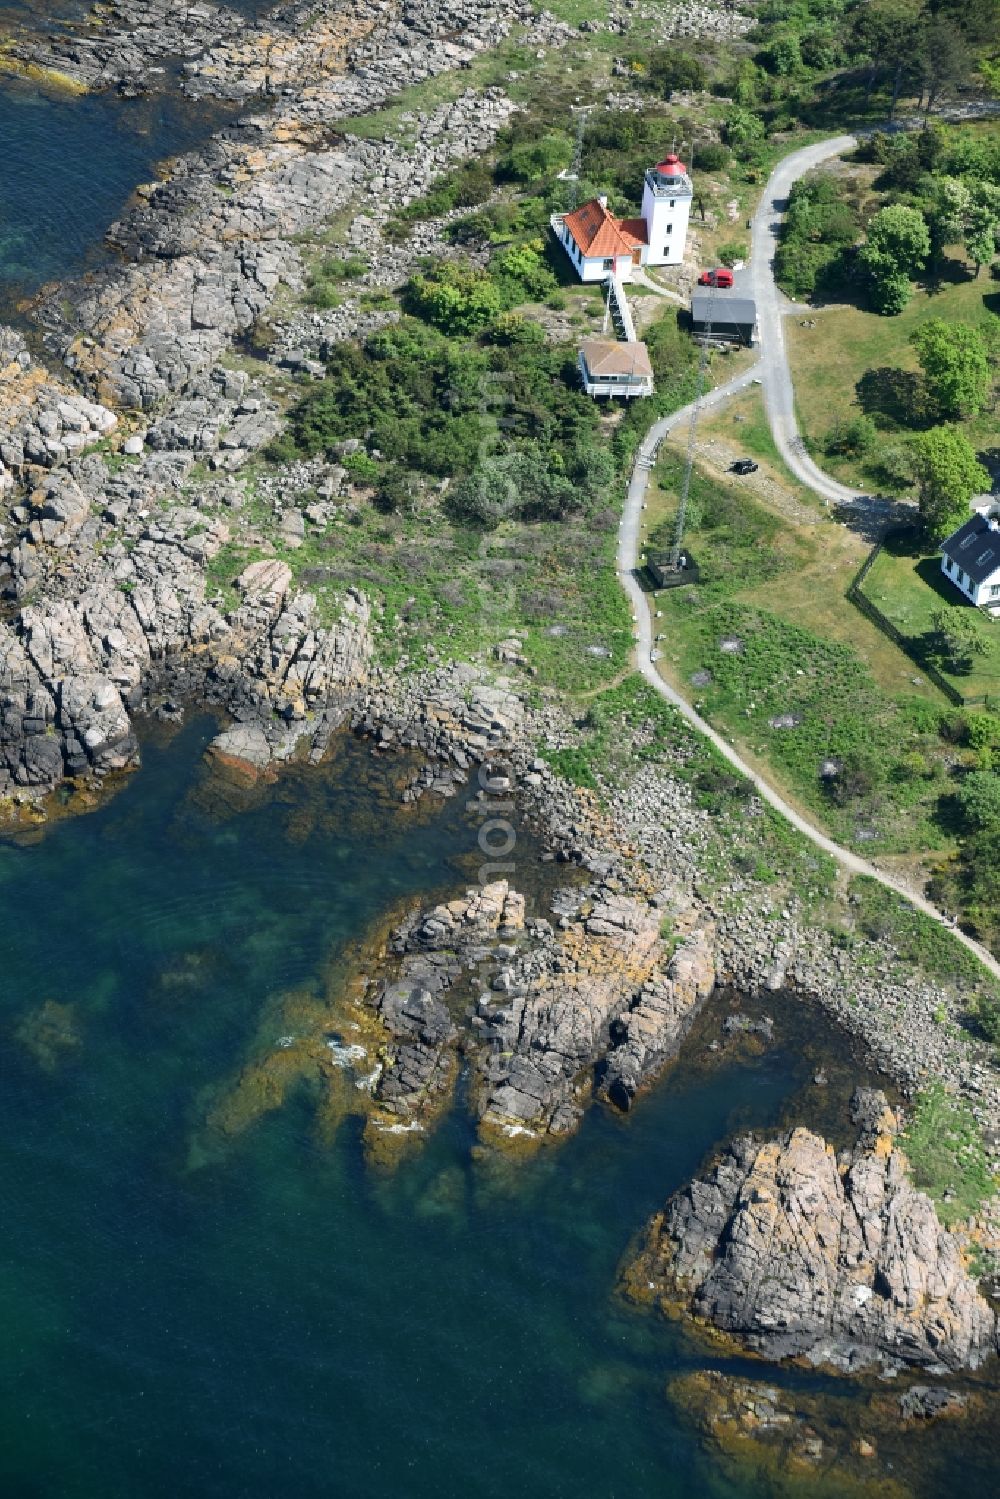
[{"left": 0, "top": 721, "right": 996, "bottom": 1498}]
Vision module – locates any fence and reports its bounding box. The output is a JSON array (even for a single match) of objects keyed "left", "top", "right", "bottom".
[{"left": 847, "top": 530, "right": 993, "bottom": 711}]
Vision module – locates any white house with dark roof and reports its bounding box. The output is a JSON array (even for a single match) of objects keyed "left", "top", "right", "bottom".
[{"left": 940, "top": 509, "right": 1000, "bottom": 615}]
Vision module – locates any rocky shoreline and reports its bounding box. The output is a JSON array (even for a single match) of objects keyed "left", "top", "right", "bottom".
[
  {"left": 1, "top": 0, "right": 998, "bottom": 1284},
  {"left": 623, "top": 1088, "right": 997, "bottom": 1375}
]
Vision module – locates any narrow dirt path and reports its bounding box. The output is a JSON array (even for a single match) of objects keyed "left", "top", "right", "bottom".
[{"left": 615, "top": 142, "right": 1000, "bottom": 983}]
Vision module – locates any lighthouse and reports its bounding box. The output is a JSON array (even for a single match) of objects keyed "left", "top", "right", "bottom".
[
  {"left": 551, "top": 151, "right": 693, "bottom": 281},
  {"left": 640, "top": 153, "right": 693, "bottom": 267}
]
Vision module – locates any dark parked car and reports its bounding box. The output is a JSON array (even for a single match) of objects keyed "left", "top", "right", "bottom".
[{"left": 730, "top": 459, "right": 759, "bottom": 475}]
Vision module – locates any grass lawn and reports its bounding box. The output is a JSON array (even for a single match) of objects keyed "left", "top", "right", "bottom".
[
  {"left": 786, "top": 256, "right": 1000, "bottom": 491},
  {"left": 651, "top": 391, "right": 951, "bottom": 704},
  {"left": 635, "top": 452, "right": 964, "bottom": 857},
  {"left": 862, "top": 533, "right": 1000, "bottom": 706}
]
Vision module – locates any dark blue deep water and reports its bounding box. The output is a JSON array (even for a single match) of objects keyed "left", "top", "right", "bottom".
[
  {"left": 0, "top": 721, "right": 766, "bottom": 1498},
  {"left": 0, "top": 0, "right": 268, "bottom": 296},
  {"left": 0, "top": 76, "right": 231, "bottom": 294}
]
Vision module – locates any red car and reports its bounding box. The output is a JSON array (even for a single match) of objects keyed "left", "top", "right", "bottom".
[{"left": 697, "top": 267, "right": 734, "bottom": 288}]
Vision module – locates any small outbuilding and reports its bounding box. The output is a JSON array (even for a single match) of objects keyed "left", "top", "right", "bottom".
[
  {"left": 578, "top": 338, "right": 654, "bottom": 399},
  {"left": 646, "top": 549, "right": 699, "bottom": 588},
  {"left": 940, "top": 510, "right": 1000, "bottom": 615},
  {"left": 690, "top": 294, "right": 757, "bottom": 346}
]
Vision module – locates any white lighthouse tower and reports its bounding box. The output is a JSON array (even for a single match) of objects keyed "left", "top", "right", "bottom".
[{"left": 640, "top": 153, "right": 693, "bottom": 266}]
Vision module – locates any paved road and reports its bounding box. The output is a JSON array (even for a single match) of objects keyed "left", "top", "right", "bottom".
[
  {"left": 615, "top": 143, "right": 1000, "bottom": 984},
  {"left": 748, "top": 133, "right": 868, "bottom": 505}
]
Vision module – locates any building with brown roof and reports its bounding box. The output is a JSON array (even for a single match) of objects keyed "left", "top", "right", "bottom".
[{"left": 578, "top": 337, "right": 654, "bottom": 399}]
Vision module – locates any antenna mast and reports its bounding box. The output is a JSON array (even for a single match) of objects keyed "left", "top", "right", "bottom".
[
  {"left": 668, "top": 286, "right": 714, "bottom": 571},
  {"left": 566, "top": 104, "right": 592, "bottom": 210}
]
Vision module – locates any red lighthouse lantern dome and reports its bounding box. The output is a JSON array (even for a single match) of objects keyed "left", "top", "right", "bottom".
[{"left": 655, "top": 153, "right": 686, "bottom": 175}]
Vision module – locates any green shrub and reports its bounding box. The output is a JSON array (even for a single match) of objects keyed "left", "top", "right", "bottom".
[
  {"left": 403, "top": 262, "right": 503, "bottom": 335},
  {"left": 306, "top": 281, "right": 341, "bottom": 309},
  {"left": 822, "top": 414, "right": 877, "bottom": 458},
  {"left": 342, "top": 450, "right": 379, "bottom": 483},
  {"left": 692, "top": 142, "right": 730, "bottom": 172},
  {"left": 717, "top": 240, "right": 748, "bottom": 267}
]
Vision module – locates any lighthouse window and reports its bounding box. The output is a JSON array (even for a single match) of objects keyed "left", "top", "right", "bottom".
[
  {"left": 670, "top": 199, "right": 675, "bottom": 207},
  {"left": 664, "top": 224, "right": 672, "bottom": 233}
]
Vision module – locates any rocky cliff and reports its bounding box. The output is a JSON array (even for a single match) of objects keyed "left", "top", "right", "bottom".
[
  {"left": 0, "top": 0, "right": 544, "bottom": 806},
  {"left": 624, "top": 1090, "right": 998, "bottom": 1373}
]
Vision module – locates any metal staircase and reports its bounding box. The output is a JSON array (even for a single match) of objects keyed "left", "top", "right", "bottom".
[{"left": 603, "top": 273, "right": 637, "bottom": 344}]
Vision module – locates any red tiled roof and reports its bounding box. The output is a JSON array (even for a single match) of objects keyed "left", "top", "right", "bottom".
[
  {"left": 620, "top": 218, "right": 649, "bottom": 245},
  {"left": 563, "top": 198, "right": 646, "bottom": 258}
]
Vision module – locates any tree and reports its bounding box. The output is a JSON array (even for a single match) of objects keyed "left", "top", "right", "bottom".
[
  {"left": 911, "top": 426, "right": 990, "bottom": 541},
  {"left": 760, "top": 35, "right": 801, "bottom": 76},
  {"left": 866, "top": 267, "right": 914, "bottom": 315},
  {"left": 927, "top": 176, "right": 971, "bottom": 264},
  {"left": 646, "top": 49, "right": 706, "bottom": 97},
  {"left": 859, "top": 205, "right": 930, "bottom": 314},
  {"left": 847, "top": 0, "right": 923, "bottom": 116},
  {"left": 965, "top": 187, "right": 1000, "bottom": 275},
  {"left": 722, "top": 107, "right": 767, "bottom": 162},
  {"left": 910, "top": 320, "right": 990, "bottom": 419},
  {"left": 958, "top": 769, "right": 1000, "bottom": 830},
  {"left": 915, "top": 16, "right": 973, "bottom": 113},
  {"left": 929, "top": 607, "right": 990, "bottom": 673}
]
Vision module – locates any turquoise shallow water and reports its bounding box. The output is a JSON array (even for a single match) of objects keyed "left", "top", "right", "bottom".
[{"left": 0, "top": 721, "right": 996, "bottom": 1499}]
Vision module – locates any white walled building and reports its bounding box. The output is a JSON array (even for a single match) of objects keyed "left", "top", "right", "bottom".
[
  {"left": 940, "top": 509, "right": 1000, "bottom": 615},
  {"left": 551, "top": 153, "right": 693, "bottom": 282},
  {"left": 640, "top": 154, "right": 693, "bottom": 266}
]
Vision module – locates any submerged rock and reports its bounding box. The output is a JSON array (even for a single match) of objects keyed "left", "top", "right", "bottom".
[
  {"left": 13, "top": 999, "right": 82, "bottom": 1071},
  {"left": 669, "top": 1369, "right": 932, "bottom": 1499},
  {"left": 623, "top": 1090, "right": 997, "bottom": 1374}
]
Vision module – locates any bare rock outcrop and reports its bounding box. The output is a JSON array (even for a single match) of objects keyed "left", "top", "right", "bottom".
[
  {"left": 624, "top": 1090, "right": 997, "bottom": 1373},
  {"left": 345, "top": 877, "right": 715, "bottom": 1149}
]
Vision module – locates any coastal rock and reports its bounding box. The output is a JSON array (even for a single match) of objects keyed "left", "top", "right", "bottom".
[
  {"left": 599, "top": 924, "right": 716, "bottom": 1111},
  {"left": 347, "top": 871, "right": 713, "bottom": 1147},
  {"left": 624, "top": 1091, "right": 997, "bottom": 1373}
]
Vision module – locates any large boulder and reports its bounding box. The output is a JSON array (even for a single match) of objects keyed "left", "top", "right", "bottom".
[{"left": 624, "top": 1091, "right": 997, "bottom": 1373}]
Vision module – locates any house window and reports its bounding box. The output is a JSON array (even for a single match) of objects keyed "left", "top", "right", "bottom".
[
  {"left": 962, "top": 571, "right": 971, "bottom": 590},
  {"left": 991, "top": 584, "right": 1000, "bottom": 597},
  {"left": 603, "top": 257, "right": 614, "bottom": 270}
]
